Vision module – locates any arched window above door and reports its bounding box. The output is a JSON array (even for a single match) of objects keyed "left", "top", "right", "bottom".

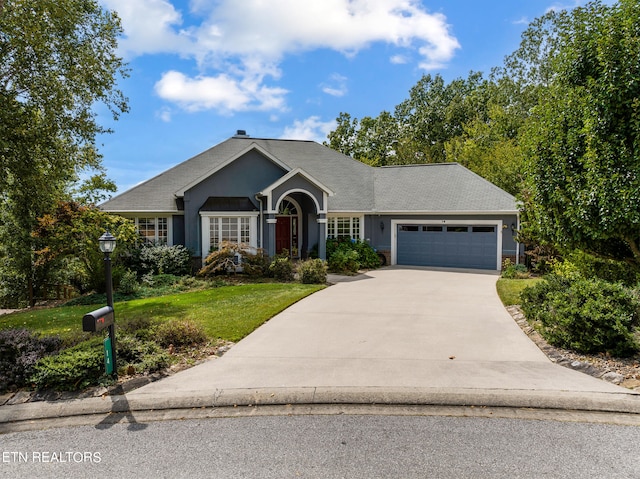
[{"left": 278, "top": 198, "right": 298, "bottom": 216}]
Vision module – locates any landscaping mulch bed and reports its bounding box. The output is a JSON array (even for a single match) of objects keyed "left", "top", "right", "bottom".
[{"left": 507, "top": 305, "right": 640, "bottom": 391}]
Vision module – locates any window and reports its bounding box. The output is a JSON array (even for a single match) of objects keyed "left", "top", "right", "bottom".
[
  {"left": 208, "top": 217, "right": 252, "bottom": 251},
  {"left": 327, "top": 216, "right": 363, "bottom": 240},
  {"left": 136, "top": 217, "right": 169, "bottom": 244},
  {"left": 400, "top": 225, "right": 420, "bottom": 232},
  {"left": 472, "top": 226, "right": 495, "bottom": 233},
  {"left": 337, "top": 217, "right": 350, "bottom": 236},
  {"left": 425, "top": 226, "right": 443, "bottom": 232},
  {"left": 447, "top": 226, "right": 468, "bottom": 233}
]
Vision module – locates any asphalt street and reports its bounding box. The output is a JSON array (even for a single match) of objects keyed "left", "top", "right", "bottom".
[{"left": 2, "top": 413, "right": 640, "bottom": 478}]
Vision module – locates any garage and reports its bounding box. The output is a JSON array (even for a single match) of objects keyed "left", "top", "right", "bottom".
[{"left": 396, "top": 223, "right": 498, "bottom": 270}]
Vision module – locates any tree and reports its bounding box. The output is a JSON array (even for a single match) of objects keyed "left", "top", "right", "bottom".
[
  {"left": 326, "top": 72, "right": 492, "bottom": 166},
  {"left": 0, "top": 0, "right": 128, "bottom": 306},
  {"left": 32, "top": 201, "right": 138, "bottom": 294},
  {"left": 325, "top": 71, "right": 531, "bottom": 192},
  {"left": 444, "top": 77, "right": 531, "bottom": 195},
  {"left": 522, "top": 0, "right": 640, "bottom": 267},
  {"left": 394, "top": 72, "right": 486, "bottom": 164}
]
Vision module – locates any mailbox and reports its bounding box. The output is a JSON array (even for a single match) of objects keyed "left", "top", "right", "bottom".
[{"left": 82, "top": 306, "right": 114, "bottom": 332}]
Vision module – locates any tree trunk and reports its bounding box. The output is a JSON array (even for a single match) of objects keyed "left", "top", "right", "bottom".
[{"left": 624, "top": 236, "right": 640, "bottom": 266}]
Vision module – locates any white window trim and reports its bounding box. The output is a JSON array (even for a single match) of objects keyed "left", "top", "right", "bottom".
[
  {"left": 132, "top": 216, "right": 173, "bottom": 246},
  {"left": 326, "top": 215, "right": 365, "bottom": 240},
  {"left": 390, "top": 219, "right": 503, "bottom": 270},
  {"left": 200, "top": 212, "right": 259, "bottom": 255}
]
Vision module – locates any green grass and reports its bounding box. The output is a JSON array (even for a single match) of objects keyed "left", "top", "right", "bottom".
[
  {"left": 496, "top": 277, "right": 543, "bottom": 306},
  {"left": 0, "top": 283, "right": 324, "bottom": 342}
]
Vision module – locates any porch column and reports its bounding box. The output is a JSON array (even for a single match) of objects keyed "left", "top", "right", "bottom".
[
  {"left": 267, "top": 215, "right": 277, "bottom": 258},
  {"left": 317, "top": 215, "right": 327, "bottom": 260}
]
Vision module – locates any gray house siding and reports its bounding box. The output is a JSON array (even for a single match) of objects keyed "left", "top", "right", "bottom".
[
  {"left": 184, "top": 150, "right": 286, "bottom": 256},
  {"left": 172, "top": 215, "right": 185, "bottom": 247}
]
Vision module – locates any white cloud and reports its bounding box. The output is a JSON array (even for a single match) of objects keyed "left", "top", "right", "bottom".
[
  {"left": 154, "top": 70, "right": 288, "bottom": 113},
  {"left": 281, "top": 117, "right": 337, "bottom": 143},
  {"left": 103, "top": 0, "right": 460, "bottom": 112},
  {"left": 512, "top": 16, "right": 530, "bottom": 26},
  {"left": 156, "top": 107, "right": 173, "bottom": 122},
  {"left": 320, "top": 74, "right": 348, "bottom": 97},
  {"left": 390, "top": 54, "right": 409, "bottom": 65},
  {"left": 101, "top": 0, "right": 193, "bottom": 56},
  {"left": 192, "top": 1, "right": 459, "bottom": 67}
]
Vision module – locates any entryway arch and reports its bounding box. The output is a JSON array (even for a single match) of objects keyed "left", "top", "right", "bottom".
[{"left": 275, "top": 196, "right": 302, "bottom": 257}]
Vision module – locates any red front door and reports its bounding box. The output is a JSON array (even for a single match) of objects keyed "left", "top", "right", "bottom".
[{"left": 275, "top": 217, "right": 291, "bottom": 255}]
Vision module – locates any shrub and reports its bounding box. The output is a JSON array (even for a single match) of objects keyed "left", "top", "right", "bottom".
[
  {"left": 562, "top": 251, "right": 639, "bottom": 285},
  {"left": 144, "top": 273, "right": 180, "bottom": 288},
  {"left": 155, "top": 319, "right": 208, "bottom": 349},
  {"left": 328, "top": 249, "right": 359, "bottom": 274},
  {"left": 241, "top": 249, "right": 270, "bottom": 277},
  {"left": 326, "top": 238, "right": 380, "bottom": 273},
  {"left": 522, "top": 276, "right": 640, "bottom": 357},
  {"left": 128, "top": 243, "right": 192, "bottom": 277},
  {"left": 30, "top": 338, "right": 105, "bottom": 391},
  {"left": 116, "top": 335, "right": 171, "bottom": 374},
  {"left": 118, "top": 315, "right": 158, "bottom": 341},
  {"left": 118, "top": 269, "right": 139, "bottom": 295},
  {"left": 198, "top": 242, "right": 239, "bottom": 277},
  {"left": 352, "top": 241, "right": 381, "bottom": 269},
  {"left": 0, "top": 329, "right": 62, "bottom": 392},
  {"left": 501, "top": 259, "right": 530, "bottom": 279},
  {"left": 298, "top": 259, "right": 328, "bottom": 284},
  {"left": 269, "top": 257, "right": 295, "bottom": 281}
]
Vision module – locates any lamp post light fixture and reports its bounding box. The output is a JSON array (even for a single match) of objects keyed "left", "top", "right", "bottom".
[
  {"left": 98, "top": 230, "right": 117, "bottom": 255},
  {"left": 98, "top": 231, "right": 117, "bottom": 378}
]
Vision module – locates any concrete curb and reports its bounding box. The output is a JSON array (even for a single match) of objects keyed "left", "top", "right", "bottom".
[{"left": 2, "top": 387, "right": 639, "bottom": 426}]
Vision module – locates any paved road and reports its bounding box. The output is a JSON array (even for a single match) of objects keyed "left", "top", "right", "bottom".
[{"left": 2, "top": 413, "right": 640, "bottom": 478}]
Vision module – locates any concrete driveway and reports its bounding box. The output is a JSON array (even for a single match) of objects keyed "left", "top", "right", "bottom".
[{"left": 130, "top": 266, "right": 638, "bottom": 410}]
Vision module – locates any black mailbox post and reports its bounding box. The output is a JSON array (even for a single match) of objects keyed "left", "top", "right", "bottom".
[
  {"left": 81, "top": 231, "right": 118, "bottom": 378},
  {"left": 82, "top": 306, "right": 114, "bottom": 333}
]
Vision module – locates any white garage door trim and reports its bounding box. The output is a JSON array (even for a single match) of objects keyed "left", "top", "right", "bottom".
[{"left": 390, "top": 219, "right": 503, "bottom": 270}]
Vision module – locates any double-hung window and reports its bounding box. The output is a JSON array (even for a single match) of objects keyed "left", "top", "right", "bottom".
[
  {"left": 327, "top": 216, "right": 362, "bottom": 240},
  {"left": 135, "top": 217, "right": 169, "bottom": 244},
  {"left": 203, "top": 215, "right": 257, "bottom": 253}
]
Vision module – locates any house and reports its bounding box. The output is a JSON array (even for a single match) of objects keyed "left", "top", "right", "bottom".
[{"left": 100, "top": 131, "right": 520, "bottom": 271}]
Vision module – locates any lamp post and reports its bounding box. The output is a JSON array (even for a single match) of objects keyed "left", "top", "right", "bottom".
[{"left": 98, "top": 231, "right": 117, "bottom": 378}]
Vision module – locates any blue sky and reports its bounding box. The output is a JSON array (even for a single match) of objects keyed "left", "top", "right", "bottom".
[{"left": 96, "top": 0, "right": 592, "bottom": 193}]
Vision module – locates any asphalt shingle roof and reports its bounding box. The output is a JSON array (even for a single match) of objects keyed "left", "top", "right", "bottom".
[
  {"left": 100, "top": 137, "right": 517, "bottom": 214},
  {"left": 373, "top": 163, "right": 517, "bottom": 213}
]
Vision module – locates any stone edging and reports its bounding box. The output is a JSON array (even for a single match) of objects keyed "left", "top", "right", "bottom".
[{"left": 506, "top": 305, "right": 640, "bottom": 390}]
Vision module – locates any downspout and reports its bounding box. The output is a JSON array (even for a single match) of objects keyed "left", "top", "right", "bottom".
[
  {"left": 255, "top": 194, "right": 263, "bottom": 249},
  {"left": 515, "top": 212, "right": 521, "bottom": 265}
]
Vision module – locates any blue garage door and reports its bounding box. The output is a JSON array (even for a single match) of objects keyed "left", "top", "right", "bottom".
[{"left": 397, "top": 224, "right": 497, "bottom": 270}]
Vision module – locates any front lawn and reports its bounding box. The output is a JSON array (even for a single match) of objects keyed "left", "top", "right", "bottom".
[
  {"left": 496, "top": 277, "right": 542, "bottom": 306},
  {"left": 0, "top": 283, "right": 324, "bottom": 342}
]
